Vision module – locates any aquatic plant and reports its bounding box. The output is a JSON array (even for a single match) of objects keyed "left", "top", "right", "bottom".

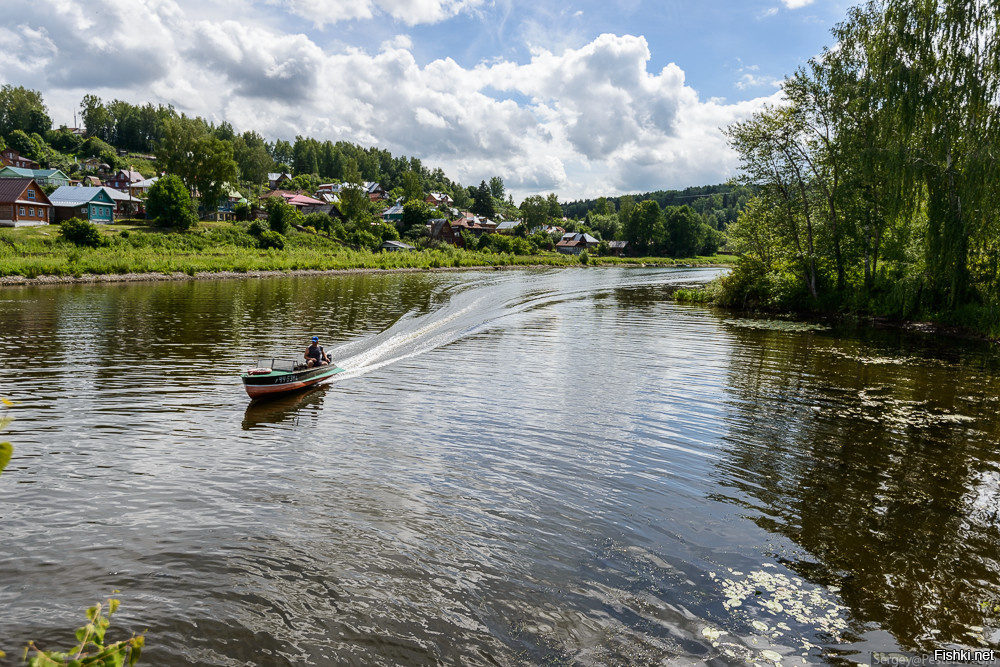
[{"left": 21, "top": 598, "right": 144, "bottom": 666}]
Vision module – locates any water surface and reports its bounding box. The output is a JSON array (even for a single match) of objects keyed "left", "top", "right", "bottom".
[{"left": 1, "top": 267, "right": 998, "bottom": 665}]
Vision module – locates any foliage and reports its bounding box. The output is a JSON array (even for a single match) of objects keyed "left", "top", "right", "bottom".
[
  {"left": 263, "top": 197, "right": 301, "bottom": 235},
  {"left": 0, "top": 85, "right": 51, "bottom": 138},
  {"left": 60, "top": 218, "right": 105, "bottom": 249},
  {"left": 22, "top": 597, "right": 144, "bottom": 666},
  {"left": 303, "top": 211, "right": 333, "bottom": 234},
  {"left": 471, "top": 181, "right": 496, "bottom": 219},
  {"left": 146, "top": 176, "right": 197, "bottom": 230},
  {"left": 721, "top": 0, "right": 1000, "bottom": 335},
  {"left": 233, "top": 201, "right": 253, "bottom": 222},
  {"left": 257, "top": 230, "right": 285, "bottom": 250},
  {"left": 155, "top": 116, "right": 238, "bottom": 210},
  {"left": 399, "top": 200, "right": 432, "bottom": 238}
]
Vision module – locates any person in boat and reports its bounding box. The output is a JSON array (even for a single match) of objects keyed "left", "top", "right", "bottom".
[{"left": 304, "top": 336, "right": 331, "bottom": 367}]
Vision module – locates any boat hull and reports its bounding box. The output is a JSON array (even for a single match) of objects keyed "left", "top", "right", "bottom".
[{"left": 241, "top": 365, "right": 345, "bottom": 399}]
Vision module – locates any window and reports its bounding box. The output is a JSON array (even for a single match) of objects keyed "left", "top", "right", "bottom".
[
  {"left": 39, "top": 209, "right": 46, "bottom": 220},
  {"left": 19, "top": 207, "right": 25, "bottom": 215},
  {"left": 27, "top": 189, "right": 35, "bottom": 200},
  {"left": 81, "top": 207, "right": 87, "bottom": 214},
  {"left": 29, "top": 207, "right": 34, "bottom": 216}
]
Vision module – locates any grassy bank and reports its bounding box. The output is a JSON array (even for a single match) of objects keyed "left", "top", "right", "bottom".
[
  {"left": 673, "top": 272, "right": 1000, "bottom": 342},
  {"left": 0, "top": 221, "right": 737, "bottom": 281}
]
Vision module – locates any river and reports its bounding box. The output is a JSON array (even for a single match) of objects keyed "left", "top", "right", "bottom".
[{"left": 1, "top": 267, "right": 998, "bottom": 665}]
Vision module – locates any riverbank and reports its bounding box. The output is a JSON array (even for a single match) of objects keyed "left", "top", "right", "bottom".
[
  {"left": 0, "top": 261, "right": 733, "bottom": 287},
  {"left": 0, "top": 221, "right": 736, "bottom": 286},
  {"left": 673, "top": 281, "right": 1000, "bottom": 345}
]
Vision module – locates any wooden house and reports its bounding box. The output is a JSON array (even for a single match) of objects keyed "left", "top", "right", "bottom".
[
  {"left": 48, "top": 186, "right": 116, "bottom": 223},
  {"left": 0, "top": 178, "right": 53, "bottom": 227}
]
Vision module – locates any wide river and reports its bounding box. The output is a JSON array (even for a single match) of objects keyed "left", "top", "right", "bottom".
[{"left": 1, "top": 267, "right": 999, "bottom": 665}]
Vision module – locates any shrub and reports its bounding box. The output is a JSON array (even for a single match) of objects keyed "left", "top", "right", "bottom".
[
  {"left": 579, "top": 250, "right": 590, "bottom": 265},
  {"left": 60, "top": 218, "right": 104, "bottom": 248},
  {"left": 248, "top": 220, "right": 269, "bottom": 238},
  {"left": 257, "top": 230, "right": 285, "bottom": 250},
  {"left": 303, "top": 212, "right": 333, "bottom": 233}
]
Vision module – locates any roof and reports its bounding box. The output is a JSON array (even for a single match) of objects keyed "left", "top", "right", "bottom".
[
  {"left": 608, "top": 240, "right": 628, "bottom": 248},
  {"left": 100, "top": 186, "right": 135, "bottom": 202},
  {"left": 381, "top": 240, "right": 415, "bottom": 250},
  {"left": 495, "top": 220, "right": 520, "bottom": 230},
  {"left": 0, "top": 178, "right": 35, "bottom": 202},
  {"left": 48, "top": 186, "right": 115, "bottom": 206},
  {"left": 382, "top": 204, "right": 404, "bottom": 216},
  {"left": 131, "top": 177, "right": 159, "bottom": 188}
]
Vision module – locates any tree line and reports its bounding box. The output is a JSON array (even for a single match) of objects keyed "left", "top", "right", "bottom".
[{"left": 720, "top": 0, "right": 999, "bottom": 333}]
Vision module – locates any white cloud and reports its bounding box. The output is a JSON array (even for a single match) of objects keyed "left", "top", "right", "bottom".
[
  {"left": 267, "top": 0, "right": 486, "bottom": 27},
  {"left": 781, "top": 0, "right": 815, "bottom": 8},
  {"left": 1, "top": 0, "right": 780, "bottom": 200}
]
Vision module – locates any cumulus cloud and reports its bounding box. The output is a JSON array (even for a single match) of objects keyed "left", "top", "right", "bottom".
[
  {"left": 267, "top": 0, "right": 486, "bottom": 26},
  {"left": 781, "top": 0, "right": 815, "bottom": 8},
  {"left": 1, "top": 0, "right": 779, "bottom": 199}
]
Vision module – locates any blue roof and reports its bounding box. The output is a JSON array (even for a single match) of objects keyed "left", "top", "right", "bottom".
[{"left": 48, "top": 186, "right": 115, "bottom": 206}]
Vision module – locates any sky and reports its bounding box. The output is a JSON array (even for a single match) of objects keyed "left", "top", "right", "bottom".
[{"left": 0, "top": 0, "right": 853, "bottom": 201}]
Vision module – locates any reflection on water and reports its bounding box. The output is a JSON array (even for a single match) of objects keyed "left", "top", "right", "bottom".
[
  {"left": 242, "top": 385, "right": 332, "bottom": 430},
  {"left": 0, "top": 268, "right": 998, "bottom": 665}
]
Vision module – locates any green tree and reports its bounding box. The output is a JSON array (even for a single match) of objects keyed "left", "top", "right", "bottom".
[
  {"left": 156, "top": 116, "right": 237, "bottom": 212},
  {"left": 0, "top": 85, "right": 51, "bottom": 137},
  {"left": 402, "top": 171, "right": 423, "bottom": 203},
  {"left": 519, "top": 195, "right": 549, "bottom": 232},
  {"left": 400, "top": 200, "right": 432, "bottom": 238},
  {"left": 489, "top": 176, "right": 505, "bottom": 200},
  {"left": 546, "top": 193, "right": 562, "bottom": 219},
  {"left": 471, "top": 180, "right": 495, "bottom": 219},
  {"left": 263, "top": 196, "right": 301, "bottom": 235},
  {"left": 338, "top": 158, "right": 371, "bottom": 222},
  {"left": 146, "top": 175, "right": 197, "bottom": 230},
  {"left": 626, "top": 200, "right": 662, "bottom": 255},
  {"left": 664, "top": 205, "right": 705, "bottom": 258}
]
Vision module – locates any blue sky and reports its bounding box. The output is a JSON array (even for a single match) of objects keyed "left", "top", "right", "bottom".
[{"left": 1, "top": 0, "right": 852, "bottom": 200}]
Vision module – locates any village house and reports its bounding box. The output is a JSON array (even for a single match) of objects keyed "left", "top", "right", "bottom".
[
  {"left": 555, "top": 232, "right": 600, "bottom": 255},
  {"left": 48, "top": 186, "right": 116, "bottom": 223},
  {"left": 424, "top": 192, "right": 453, "bottom": 208},
  {"left": 607, "top": 240, "right": 629, "bottom": 256},
  {"left": 428, "top": 218, "right": 456, "bottom": 245},
  {"left": 450, "top": 212, "right": 497, "bottom": 238},
  {"left": 0, "top": 166, "right": 71, "bottom": 187},
  {"left": 104, "top": 169, "right": 144, "bottom": 192},
  {"left": 263, "top": 190, "right": 324, "bottom": 210},
  {"left": 381, "top": 204, "right": 404, "bottom": 223},
  {"left": 0, "top": 149, "right": 40, "bottom": 170},
  {"left": 268, "top": 172, "right": 293, "bottom": 190},
  {"left": 0, "top": 178, "right": 53, "bottom": 227}
]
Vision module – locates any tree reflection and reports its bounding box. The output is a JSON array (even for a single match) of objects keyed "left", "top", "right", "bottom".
[{"left": 713, "top": 323, "right": 1000, "bottom": 650}]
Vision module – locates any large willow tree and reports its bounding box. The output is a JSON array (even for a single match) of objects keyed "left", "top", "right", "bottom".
[{"left": 725, "top": 0, "right": 1000, "bottom": 323}]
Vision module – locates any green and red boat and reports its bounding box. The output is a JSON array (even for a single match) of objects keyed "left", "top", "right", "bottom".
[{"left": 241, "top": 357, "right": 345, "bottom": 399}]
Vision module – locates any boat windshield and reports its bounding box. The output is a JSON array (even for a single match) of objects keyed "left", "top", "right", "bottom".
[{"left": 255, "top": 358, "right": 297, "bottom": 372}]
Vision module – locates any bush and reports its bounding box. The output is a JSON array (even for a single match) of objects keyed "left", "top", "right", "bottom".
[
  {"left": 303, "top": 212, "right": 332, "bottom": 234},
  {"left": 257, "top": 230, "right": 285, "bottom": 250},
  {"left": 579, "top": 250, "right": 590, "bottom": 265},
  {"left": 60, "top": 218, "right": 104, "bottom": 248},
  {"left": 248, "top": 220, "right": 269, "bottom": 238}
]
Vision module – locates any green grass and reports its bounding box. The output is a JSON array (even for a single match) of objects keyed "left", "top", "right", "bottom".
[{"left": 0, "top": 223, "right": 737, "bottom": 279}]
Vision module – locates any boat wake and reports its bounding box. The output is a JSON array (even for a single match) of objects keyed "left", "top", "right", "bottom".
[{"left": 326, "top": 267, "right": 718, "bottom": 382}]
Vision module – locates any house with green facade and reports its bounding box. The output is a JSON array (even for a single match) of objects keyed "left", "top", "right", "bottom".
[
  {"left": 0, "top": 166, "right": 71, "bottom": 187},
  {"left": 48, "top": 186, "right": 116, "bottom": 223}
]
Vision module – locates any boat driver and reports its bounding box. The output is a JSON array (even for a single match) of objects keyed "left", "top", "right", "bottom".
[{"left": 304, "top": 336, "right": 331, "bottom": 367}]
